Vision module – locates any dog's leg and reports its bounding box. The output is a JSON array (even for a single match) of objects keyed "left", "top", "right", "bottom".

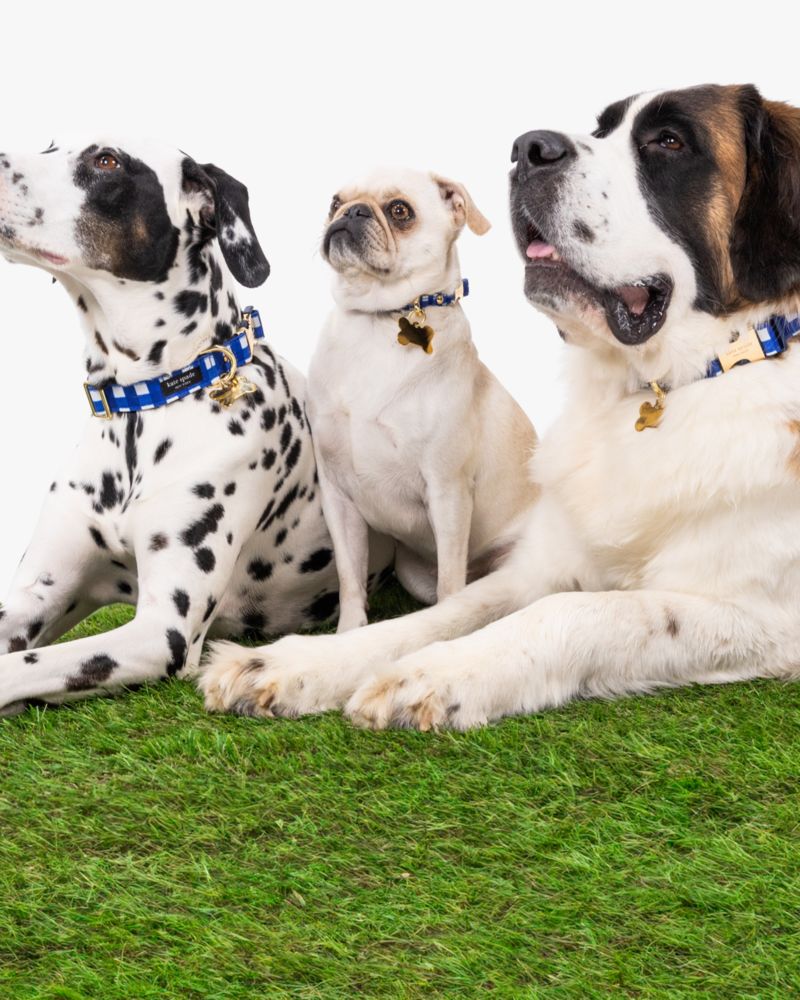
[
  {"left": 425, "top": 477, "right": 473, "bottom": 601},
  {"left": 315, "top": 461, "right": 371, "bottom": 632},
  {"left": 0, "top": 520, "right": 242, "bottom": 714},
  {"left": 346, "top": 589, "right": 783, "bottom": 730},
  {"left": 200, "top": 495, "right": 584, "bottom": 717},
  {"left": 0, "top": 497, "right": 108, "bottom": 654}
]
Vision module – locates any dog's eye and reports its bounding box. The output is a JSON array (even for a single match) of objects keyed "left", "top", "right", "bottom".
[
  {"left": 387, "top": 200, "right": 413, "bottom": 224},
  {"left": 657, "top": 131, "right": 683, "bottom": 151},
  {"left": 640, "top": 131, "right": 684, "bottom": 153},
  {"left": 329, "top": 194, "right": 342, "bottom": 216},
  {"left": 94, "top": 152, "right": 121, "bottom": 171}
]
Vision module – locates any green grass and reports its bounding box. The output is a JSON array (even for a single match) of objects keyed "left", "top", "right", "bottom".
[{"left": 2, "top": 582, "right": 800, "bottom": 998}]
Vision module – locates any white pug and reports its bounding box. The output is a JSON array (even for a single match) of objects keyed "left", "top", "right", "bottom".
[{"left": 307, "top": 168, "right": 538, "bottom": 631}]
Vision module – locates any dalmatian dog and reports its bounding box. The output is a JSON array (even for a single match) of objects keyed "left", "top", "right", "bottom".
[
  {"left": 202, "top": 84, "right": 800, "bottom": 730},
  {"left": 0, "top": 137, "right": 383, "bottom": 715}
]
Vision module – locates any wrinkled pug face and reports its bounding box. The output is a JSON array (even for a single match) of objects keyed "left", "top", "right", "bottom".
[{"left": 322, "top": 167, "right": 490, "bottom": 309}]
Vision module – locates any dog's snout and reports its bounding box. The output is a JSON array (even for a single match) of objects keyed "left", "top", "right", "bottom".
[
  {"left": 512, "top": 131, "right": 576, "bottom": 179},
  {"left": 343, "top": 202, "right": 373, "bottom": 221}
]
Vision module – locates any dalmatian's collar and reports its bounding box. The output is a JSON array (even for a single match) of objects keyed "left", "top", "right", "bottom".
[{"left": 84, "top": 307, "right": 265, "bottom": 418}]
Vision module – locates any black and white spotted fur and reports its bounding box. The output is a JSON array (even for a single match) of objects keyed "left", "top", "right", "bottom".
[{"left": 0, "top": 137, "right": 388, "bottom": 714}]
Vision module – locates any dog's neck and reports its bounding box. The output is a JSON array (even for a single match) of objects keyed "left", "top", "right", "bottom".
[
  {"left": 332, "top": 245, "right": 463, "bottom": 316},
  {"left": 565, "top": 297, "right": 800, "bottom": 400},
  {"left": 61, "top": 224, "right": 243, "bottom": 387}
]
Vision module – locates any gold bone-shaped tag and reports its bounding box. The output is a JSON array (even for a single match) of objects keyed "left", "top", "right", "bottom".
[
  {"left": 635, "top": 400, "right": 664, "bottom": 431},
  {"left": 210, "top": 374, "right": 257, "bottom": 407},
  {"left": 397, "top": 315, "right": 435, "bottom": 354},
  {"left": 717, "top": 325, "right": 765, "bottom": 373},
  {"left": 634, "top": 381, "right": 667, "bottom": 432}
]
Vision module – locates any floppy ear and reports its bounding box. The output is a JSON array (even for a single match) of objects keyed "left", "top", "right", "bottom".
[
  {"left": 431, "top": 173, "right": 491, "bottom": 235},
  {"left": 182, "top": 159, "right": 270, "bottom": 287},
  {"left": 730, "top": 86, "right": 800, "bottom": 302}
]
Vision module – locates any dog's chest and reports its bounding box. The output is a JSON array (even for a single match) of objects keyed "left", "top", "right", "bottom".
[{"left": 536, "top": 365, "right": 800, "bottom": 584}]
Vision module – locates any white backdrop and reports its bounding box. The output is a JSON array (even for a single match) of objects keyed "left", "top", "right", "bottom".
[{"left": 1, "top": 0, "right": 797, "bottom": 589}]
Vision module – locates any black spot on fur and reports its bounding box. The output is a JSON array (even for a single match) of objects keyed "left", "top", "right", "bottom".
[
  {"left": 195, "top": 547, "right": 216, "bottom": 572},
  {"left": 150, "top": 532, "right": 168, "bottom": 551},
  {"left": 9, "top": 636, "right": 27, "bottom": 652},
  {"left": 89, "top": 526, "right": 108, "bottom": 549},
  {"left": 224, "top": 482, "right": 236, "bottom": 496},
  {"left": 24, "top": 652, "right": 38, "bottom": 664},
  {"left": 148, "top": 339, "right": 167, "bottom": 365},
  {"left": 300, "top": 548, "right": 333, "bottom": 574},
  {"left": 66, "top": 653, "right": 118, "bottom": 691},
  {"left": 203, "top": 596, "right": 217, "bottom": 623},
  {"left": 247, "top": 558, "right": 273, "bottom": 581},
  {"left": 193, "top": 483, "right": 215, "bottom": 499},
  {"left": 173, "top": 589, "right": 190, "bottom": 617},
  {"left": 305, "top": 590, "right": 339, "bottom": 622},
  {"left": 262, "top": 449, "right": 277, "bottom": 470},
  {"left": 181, "top": 504, "right": 224, "bottom": 548},
  {"left": 285, "top": 438, "right": 302, "bottom": 472},
  {"left": 166, "top": 629, "right": 187, "bottom": 676},
  {"left": 174, "top": 290, "right": 208, "bottom": 318},
  {"left": 228, "top": 419, "right": 244, "bottom": 436},
  {"left": 154, "top": 439, "right": 172, "bottom": 464}
]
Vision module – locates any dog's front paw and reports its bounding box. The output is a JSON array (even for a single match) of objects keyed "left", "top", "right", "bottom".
[
  {"left": 345, "top": 642, "right": 489, "bottom": 731},
  {"left": 200, "top": 634, "right": 352, "bottom": 718}
]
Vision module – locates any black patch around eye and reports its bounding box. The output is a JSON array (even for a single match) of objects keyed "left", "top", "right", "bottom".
[
  {"left": 592, "top": 95, "right": 637, "bottom": 138},
  {"left": 632, "top": 86, "right": 729, "bottom": 314},
  {"left": 74, "top": 145, "right": 179, "bottom": 283}
]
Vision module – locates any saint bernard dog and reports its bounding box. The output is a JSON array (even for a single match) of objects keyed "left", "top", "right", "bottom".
[{"left": 201, "top": 84, "right": 800, "bottom": 730}]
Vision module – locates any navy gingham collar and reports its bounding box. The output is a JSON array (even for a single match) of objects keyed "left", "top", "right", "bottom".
[
  {"left": 705, "top": 311, "right": 800, "bottom": 377},
  {"left": 84, "top": 307, "right": 265, "bottom": 418},
  {"left": 398, "top": 278, "right": 469, "bottom": 313}
]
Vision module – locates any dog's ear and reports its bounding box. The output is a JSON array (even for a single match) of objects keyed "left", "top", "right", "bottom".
[
  {"left": 431, "top": 173, "right": 491, "bottom": 235},
  {"left": 181, "top": 158, "right": 270, "bottom": 287},
  {"left": 730, "top": 86, "right": 800, "bottom": 303}
]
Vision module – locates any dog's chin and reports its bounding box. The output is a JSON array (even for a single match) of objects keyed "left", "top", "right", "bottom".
[
  {"left": 0, "top": 234, "right": 69, "bottom": 270},
  {"left": 324, "top": 228, "right": 391, "bottom": 277},
  {"left": 518, "top": 225, "right": 673, "bottom": 347}
]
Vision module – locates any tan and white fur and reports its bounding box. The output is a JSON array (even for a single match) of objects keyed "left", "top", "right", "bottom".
[
  {"left": 306, "top": 168, "right": 537, "bottom": 631},
  {"left": 202, "top": 85, "right": 800, "bottom": 731}
]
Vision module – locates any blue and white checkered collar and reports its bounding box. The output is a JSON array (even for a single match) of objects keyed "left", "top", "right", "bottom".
[
  {"left": 84, "top": 307, "right": 265, "bottom": 419},
  {"left": 635, "top": 311, "right": 800, "bottom": 431}
]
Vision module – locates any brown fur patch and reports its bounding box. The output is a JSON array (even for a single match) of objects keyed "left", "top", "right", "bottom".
[{"left": 704, "top": 89, "right": 750, "bottom": 306}]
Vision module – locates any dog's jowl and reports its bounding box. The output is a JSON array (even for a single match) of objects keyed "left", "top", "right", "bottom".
[
  {"left": 0, "top": 138, "right": 372, "bottom": 714},
  {"left": 203, "top": 85, "right": 800, "bottom": 730}
]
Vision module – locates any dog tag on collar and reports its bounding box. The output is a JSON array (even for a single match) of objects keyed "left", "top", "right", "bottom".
[
  {"left": 397, "top": 315, "right": 435, "bottom": 354},
  {"left": 635, "top": 380, "right": 667, "bottom": 432}
]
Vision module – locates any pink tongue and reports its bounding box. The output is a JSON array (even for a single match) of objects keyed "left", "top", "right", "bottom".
[
  {"left": 526, "top": 240, "right": 556, "bottom": 259},
  {"left": 616, "top": 284, "right": 650, "bottom": 316}
]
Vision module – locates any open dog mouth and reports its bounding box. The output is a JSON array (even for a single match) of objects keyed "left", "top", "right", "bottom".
[{"left": 523, "top": 222, "right": 673, "bottom": 345}]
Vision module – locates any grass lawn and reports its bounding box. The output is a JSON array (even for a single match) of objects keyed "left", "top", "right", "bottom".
[{"left": 1, "top": 580, "right": 799, "bottom": 998}]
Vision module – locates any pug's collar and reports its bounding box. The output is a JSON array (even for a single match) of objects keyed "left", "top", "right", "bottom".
[
  {"left": 393, "top": 280, "right": 470, "bottom": 356},
  {"left": 398, "top": 278, "right": 469, "bottom": 313}
]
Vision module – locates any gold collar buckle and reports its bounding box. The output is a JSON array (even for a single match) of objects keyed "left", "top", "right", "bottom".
[
  {"left": 83, "top": 382, "right": 112, "bottom": 419},
  {"left": 716, "top": 325, "right": 765, "bottom": 373},
  {"left": 199, "top": 344, "right": 257, "bottom": 408}
]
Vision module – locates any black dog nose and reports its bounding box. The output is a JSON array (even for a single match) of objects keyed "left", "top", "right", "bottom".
[
  {"left": 343, "top": 202, "right": 373, "bottom": 220},
  {"left": 512, "top": 131, "right": 576, "bottom": 177}
]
